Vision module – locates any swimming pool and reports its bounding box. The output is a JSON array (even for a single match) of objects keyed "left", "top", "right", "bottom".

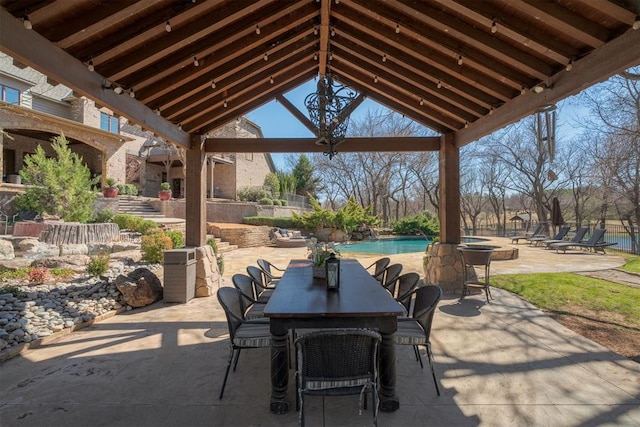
[{"left": 338, "top": 236, "right": 488, "bottom": 255}]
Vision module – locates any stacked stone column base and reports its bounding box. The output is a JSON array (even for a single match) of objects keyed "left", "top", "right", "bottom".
[
  {"left": 194, "top": 245, "right": 220, "bottom": 297},
  {"left": 423, "top": 242, "right": 463, "bottom": 295}
]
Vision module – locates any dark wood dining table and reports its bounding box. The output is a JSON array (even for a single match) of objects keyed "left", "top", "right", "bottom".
[{"left": 263, "top": 258, "right": 404, "bottom": 414}]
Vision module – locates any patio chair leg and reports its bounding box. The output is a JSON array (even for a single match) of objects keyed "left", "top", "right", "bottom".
[
  {"left": 219, "top": 347, "right": 235, "bottom": 399},
  {"left": 415, "top": 345, "right": 424, "bottom": 369},
  {"left": 232, "top": 348, "right": 241, "bottom": 371},
  {"left": 427, "top": 344, "right": 440, "bottom": 396}
]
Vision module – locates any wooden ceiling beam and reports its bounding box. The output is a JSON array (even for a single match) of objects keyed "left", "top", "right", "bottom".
[
  {"left": 507, "top": 0, "right": 609, "bottom": 48},
  {"left": 197, "top": 72, "right": 317, "bottom": 134},
  {"left": 332, "top": 46, "right": 478, "bottom": 124},
  {"left": 167, "top": 48, "right": 314, "bottom": 121},
  {"left": 332, "top": 37, "right": 487, "bottom": 118},
  {"left": 388, "top": 0, "right": 554, "bottom": 79},
  {"left": 183, "top": 64, "right": 317, "bottom": 133},
  {"left": 204, "top": 136, "right": 440, "bottom": 153},
  {"left": 338, "top": 2, "right": 532, "bottom": 91},
  {"left": 318, "top": 0, "right": 330, "bottom": 77},
  {"left": 333, "top": 67, "right": 453, "bottom": 133},
  {"left": 456, "top": 26, "right": 640, "bottom": 146},
  {"left": 276, "top": 95, "right": 318, "bottom": 135},
  {"left": 0, "top": 7, "right": 190, "bottom": 148},
  {"left": 336, "top": 27, "right": 506, "bottom": 107}
]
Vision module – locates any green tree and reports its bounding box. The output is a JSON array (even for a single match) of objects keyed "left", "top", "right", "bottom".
[
  {"left": 16, "top": 134, "right": 99, "bottom": 222},
  {"left": 263, "top": 172, "right": 280, "bottom": 197},
  {"left": 292, "top": 155, "right": 319, "bottom": 197},
  {"left": 277, "top": 171, "right": 297, "bottom": 195}
]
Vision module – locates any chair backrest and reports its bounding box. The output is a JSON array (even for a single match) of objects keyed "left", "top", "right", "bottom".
[
  {"left": 231, "top": 273, "right": 257, "bottom": 309},
  {"left": 296, "top": 329, "right": 381, "bottom": 383},
  {"left": 459, "top": 248, "right": 493, "bottom": 267},
  {"left": 369, "top": 257, "right": 390, "bottom": 282},
  {"left": 552, "top": 225, "right": 570, "bottom": 240},
  {"left": 217, "top": 287, "right": 245, "bottom": 340},
  {"left": 246, "top": 265, "right": 268, "bottom": 291},
  {"left": 412, "top": 285, "right": 442, "bottom": 342},
  {"left": 395, "top": 273, "right": 421, "bottom": 314},
  {"left": 256, "top": 259, "right": 274, "bottom": 285},
  {"left": 571, "top": 227, "right": 589, "bottom": 243},
  {"left": 585, "top": 228, "right": 606, "bottom": 245},
  {"left": 382, "top": 264, "right": 403, "bottom": 295},
  {"left": 530, "top": 224, "right": 544, "bottom": 236}
]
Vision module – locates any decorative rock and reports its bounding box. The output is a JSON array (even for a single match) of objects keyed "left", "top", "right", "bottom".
[
  {"left": 115, "top": 268, "right": 163, "bottom": 308},
  {"left": 59, "top": 244, "right": 89, "bottom": 256},
  {"left": 195, "top": 245, "right": 217, "bottom": 297},
  {"left": 0, "top": 239, "right": 15, "bottom": 260},
  {"left": 31, "top": 255, "right": 91, "bottom": 271}
]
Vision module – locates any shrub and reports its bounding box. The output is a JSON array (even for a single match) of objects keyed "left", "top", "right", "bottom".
[
  {"left": 237, "top": 186, "right": 270, "bottom": 202},
  {"left": 112, "top": 214, "right": 158, "bottom": 234},
  {"left": 242, "top": 216, "right": 302, "bottom": 228},
  {"left": 279, "top": 199, "right": 288, "bottom": 206},
  {"left": 28, "top": 267, "right": 49, "bottom": 284},
  {"left": 259, "top": 197, "right": 274, "bottom": 205},
  {"left": 87, "top": 252, "right": 110, "bottom": 277},
  {"left": 206, "top": 237, "right": 224, "bottom": 276},
  {"left": 117, "top": 184, "right": 138, "bottom": 196},
  {"left": 141, "top": 232, "right": 173, "bottom": 263},
  {"left": 93, "top": 209, "right": 115, "bottom": 224},
  {"left": 15, "top": 134, "right": 99, "bottom": 222},
  {"left": 51, "top": 268, "right": 75, "bottom": 281},
  {"left": 0, "top": 268, "right": 30, "bottom": 281},
  {"left": 272, "top": 199, "right": 281, "bottom": 206},
  {"left": 164, "top": 230, "right": 184, "bottom": 249},
  {"left": 391, "top": 212, "right": 439, "bottom": 237},
  {"left": 0, "top": 284, "right": 26, "bottom": 298}
]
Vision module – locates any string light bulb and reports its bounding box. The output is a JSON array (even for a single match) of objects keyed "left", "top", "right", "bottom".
[
  {"left": 178, "top": 124, "right": 183, "bottom": 131},
  {"left": 313, "top": 26, "right": 318, "bottom": 35},
  {"left": 193, "top": 56, "right": 199, "bottom": 67},
  {"left": 521, "top": 86, "right": 527, "bottom": 95},
  {"left": 373, "top": 75, "right": 378, "bottom": 83},
  {"left": 87, "top": 59, "right": 94, "bottom": 72},
  {"left": 23, "top": 15, "right": 32, "bottom": 30},
  {"left": 395, "top": 23, "right": 400, "bottom": 33},
  {"left": 491, "top": 20, "right": 497, "bottom": 34},
  {"left": 331, "top": 27, "right": 336, "bottom": 36},
  {"left": 255, "top": 24, "right": 260, "bottom": 35},
  {"left": 165, "top": 21, "right": 172, "bottom": 32},
  {"left": 211, "top": 80, "right": 216, "bottom": 89},
  {"left": 419, "top": 98, "right": 424, "bottom": 106},
  {"left": 269, "top": 76, "right": 274, "bottom": 84},
  {"left": 489, "top": 107, "right": 494, "bottom": 115},
  {"left": 633, "top": 18, "right": 640, "bottom": 30},
  {"left": 113, "top": 86, "right": 123, "bottom": 95},
  {"left": 457, "top": 55, "right": 463, "bottom": 65},
  {"left": 382, "top": 53, "right": 387, "bottom": 62},
  {"left": 155, "top": 108, "right": 161, "bottom": 116},
  {"left": 329, "top": 52, "right": 333, "bottom": 61},
  {"left": 223, "top": 99, "right": 228, "bottom": 108},
  {"left": 565, "top": 60, "right": 573, "bottom": 72},
  {"left": 263, "top": 52, "right": 268, "bottom": 61},
  {"left": 129, "top": 87, "right": 135, "bottom": 98},
  {"left": 313, "top": 52, "right": 318, "bottom": 61},
  {"left": 437, "top": 80, "right": 442, "bottom": 89},
  {"left": 464, "top": 121, "right": 469, "bottom": 128}
]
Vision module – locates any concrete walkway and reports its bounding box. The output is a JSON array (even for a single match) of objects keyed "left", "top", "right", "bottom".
[{"left": 1, "top": 238, "right": 639, "bottom": 426}]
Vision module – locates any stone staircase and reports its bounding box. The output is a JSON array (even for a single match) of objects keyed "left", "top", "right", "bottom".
[
  {"left": 117, "top": 196, "right": 164, "bottom": 219},
  {"left": 207, "top": 235, "right": 238, "bottom": 253}
]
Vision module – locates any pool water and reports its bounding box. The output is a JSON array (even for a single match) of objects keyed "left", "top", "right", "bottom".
[{"left": 338, "top": 236, "right": 487, "bottom": 255}]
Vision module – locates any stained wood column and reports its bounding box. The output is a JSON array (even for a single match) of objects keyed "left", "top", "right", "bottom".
[
  {"left": 439, "top": 133, "right": 460, "bottom": 244},
  {"left": 185, "top": 135, "right": 206, "bottom": 247}
]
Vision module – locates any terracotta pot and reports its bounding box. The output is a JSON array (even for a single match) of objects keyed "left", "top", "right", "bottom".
[
  {"left": 103, "top": 187, "right": 118, "bottom": 198},
  {"left": 158, "top": 190, "right": 171, "bottom": 201}
]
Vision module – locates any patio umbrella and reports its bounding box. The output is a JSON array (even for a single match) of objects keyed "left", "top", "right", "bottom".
[{"left": 551, "top": 197, "right": 564, "bottom": 228}]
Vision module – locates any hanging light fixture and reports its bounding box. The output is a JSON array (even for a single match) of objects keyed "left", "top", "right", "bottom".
[
  {"left": 165, "top": 21, "right": 172, "bottom": 32},
  {"left": 304, "top": 73, "right": 357, "bottom": 160}
]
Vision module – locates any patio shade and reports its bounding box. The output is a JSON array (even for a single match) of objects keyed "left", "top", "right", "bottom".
[{"left": 551, "top": 197, "right": 564, "bottom": 227}]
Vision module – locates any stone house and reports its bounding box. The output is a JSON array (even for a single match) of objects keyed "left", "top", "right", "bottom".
[{"left": 0, "top": 52, "right": 275, "bottom": 204}]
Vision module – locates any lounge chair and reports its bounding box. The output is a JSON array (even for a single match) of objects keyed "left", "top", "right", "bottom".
[
  {"left": 511, "top": 224, "right": 545, "bottom": 244},
  {"left": 550, "top": 228, "right": 617, "bottom": 254},
  {"left": 527, "top": 225, "right": 570, "bottom": 246},
  {"left": 543, "top": 226, "right": 589, "bottom": 248},
  {"left": 268, "top": 227, "right": 308, "bottom": 248}
]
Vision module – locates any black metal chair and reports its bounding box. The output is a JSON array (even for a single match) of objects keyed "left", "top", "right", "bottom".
[
  {"left": 257, "top": 259, "right": 285, "bottom": 287},
  {"left": 246, "top": 265, "right": 274, "bottom": 302},
  {"left": 381, "top": 263, "right": 403, "bottom": 296},
  {"left": 295, "top": 329, "right": 382, "bottom": 427},
  {"left": 231, "top": 273, "right": 267, "bottom": 320},
  {"left": 216, "top": 287, "right": 271, "bottom": 399},
  {"left": 394, "top": 273, "right": 421, "bottom": 315},
  {"left": 458, "top": 247, "right": 494, "bottom": 303},
  {"left": 395, "top": 285, "right": 442, "bottom": 396},
  {"left": 365, "top": 257, "right": 390, "bottom": 283}
]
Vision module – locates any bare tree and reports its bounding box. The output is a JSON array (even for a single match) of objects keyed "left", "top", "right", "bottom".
[{"left": 480, "top": 156, "right": 509, "bottom": 235}]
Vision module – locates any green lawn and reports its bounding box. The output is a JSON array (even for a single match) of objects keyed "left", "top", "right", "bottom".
[
  {"left": 491, "top": 273, "right": 640, "bottom": 328},
  {"left": 619, "top": 253, "right": 640, "bottom": 274}
]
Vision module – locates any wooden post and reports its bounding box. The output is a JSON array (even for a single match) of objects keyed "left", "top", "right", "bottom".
[
  {"left": 185, "top": 136, "right": 206, "bottom": 247},
  {"left": 439, "top": 133, "right": 460, "bottom": 244}
]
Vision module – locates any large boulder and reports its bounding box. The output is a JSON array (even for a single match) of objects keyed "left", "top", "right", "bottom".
[
  {"left": 0, "top": 239, "right": 14, "bottom": 260},
  {"left": 115, "top": 268, "right": 163, "bottom": 308},
  {"left": 31, "top": 255, "right": 90, "bottom": 272}
]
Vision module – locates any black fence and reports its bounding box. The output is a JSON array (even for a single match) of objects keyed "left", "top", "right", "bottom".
[{"left": 467, "top": 222, "right": 639, "bottom": 255}]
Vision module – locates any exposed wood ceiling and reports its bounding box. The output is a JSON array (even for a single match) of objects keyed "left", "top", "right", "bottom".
[{"left": 1, "top": 0, "right": 639, "bottom": 151}]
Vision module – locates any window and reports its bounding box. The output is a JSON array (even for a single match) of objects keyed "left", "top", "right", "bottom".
[
  {"left": 100, "top": 112, "right": 119, "bottom": 134},
  {"left": 1, "top": 84, "right": 20, "bottom": 105},
  {"left": 245, "top": 153, "right": 253, "bottom": 161}
]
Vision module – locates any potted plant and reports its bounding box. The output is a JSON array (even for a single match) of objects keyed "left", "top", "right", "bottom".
[
  {"left": 159, "top": 182, "right": 171, "bottom": 201},
  {"left": 103, "top": 177, "right": 118, "bottom": 198},
  {"left": 307, "top": 238, "right": 340, "bottom": 278}
]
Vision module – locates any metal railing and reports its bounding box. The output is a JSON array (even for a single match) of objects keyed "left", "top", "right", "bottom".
[
  {"left": 279, "top": 192, "right": 312, "bottom": 209},
  {"left": 467, "top": 222, "right": 639, "bottom": 254}
]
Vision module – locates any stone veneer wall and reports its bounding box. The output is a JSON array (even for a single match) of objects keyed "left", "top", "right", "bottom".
[
  {"left": 207, "top": 224, "right": 271, "bottom": 248},
  {"left": 423, "top": 242, "right": 464, "bottom": 295}
]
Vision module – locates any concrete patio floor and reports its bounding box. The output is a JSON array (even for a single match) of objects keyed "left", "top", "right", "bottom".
[{"left": 1, "top": 238, "right": 639, "bottom": 426}]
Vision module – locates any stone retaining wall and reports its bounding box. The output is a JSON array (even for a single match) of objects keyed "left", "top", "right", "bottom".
[{"left": 207, "top": 224, "right": 271, "bottom": 248}]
